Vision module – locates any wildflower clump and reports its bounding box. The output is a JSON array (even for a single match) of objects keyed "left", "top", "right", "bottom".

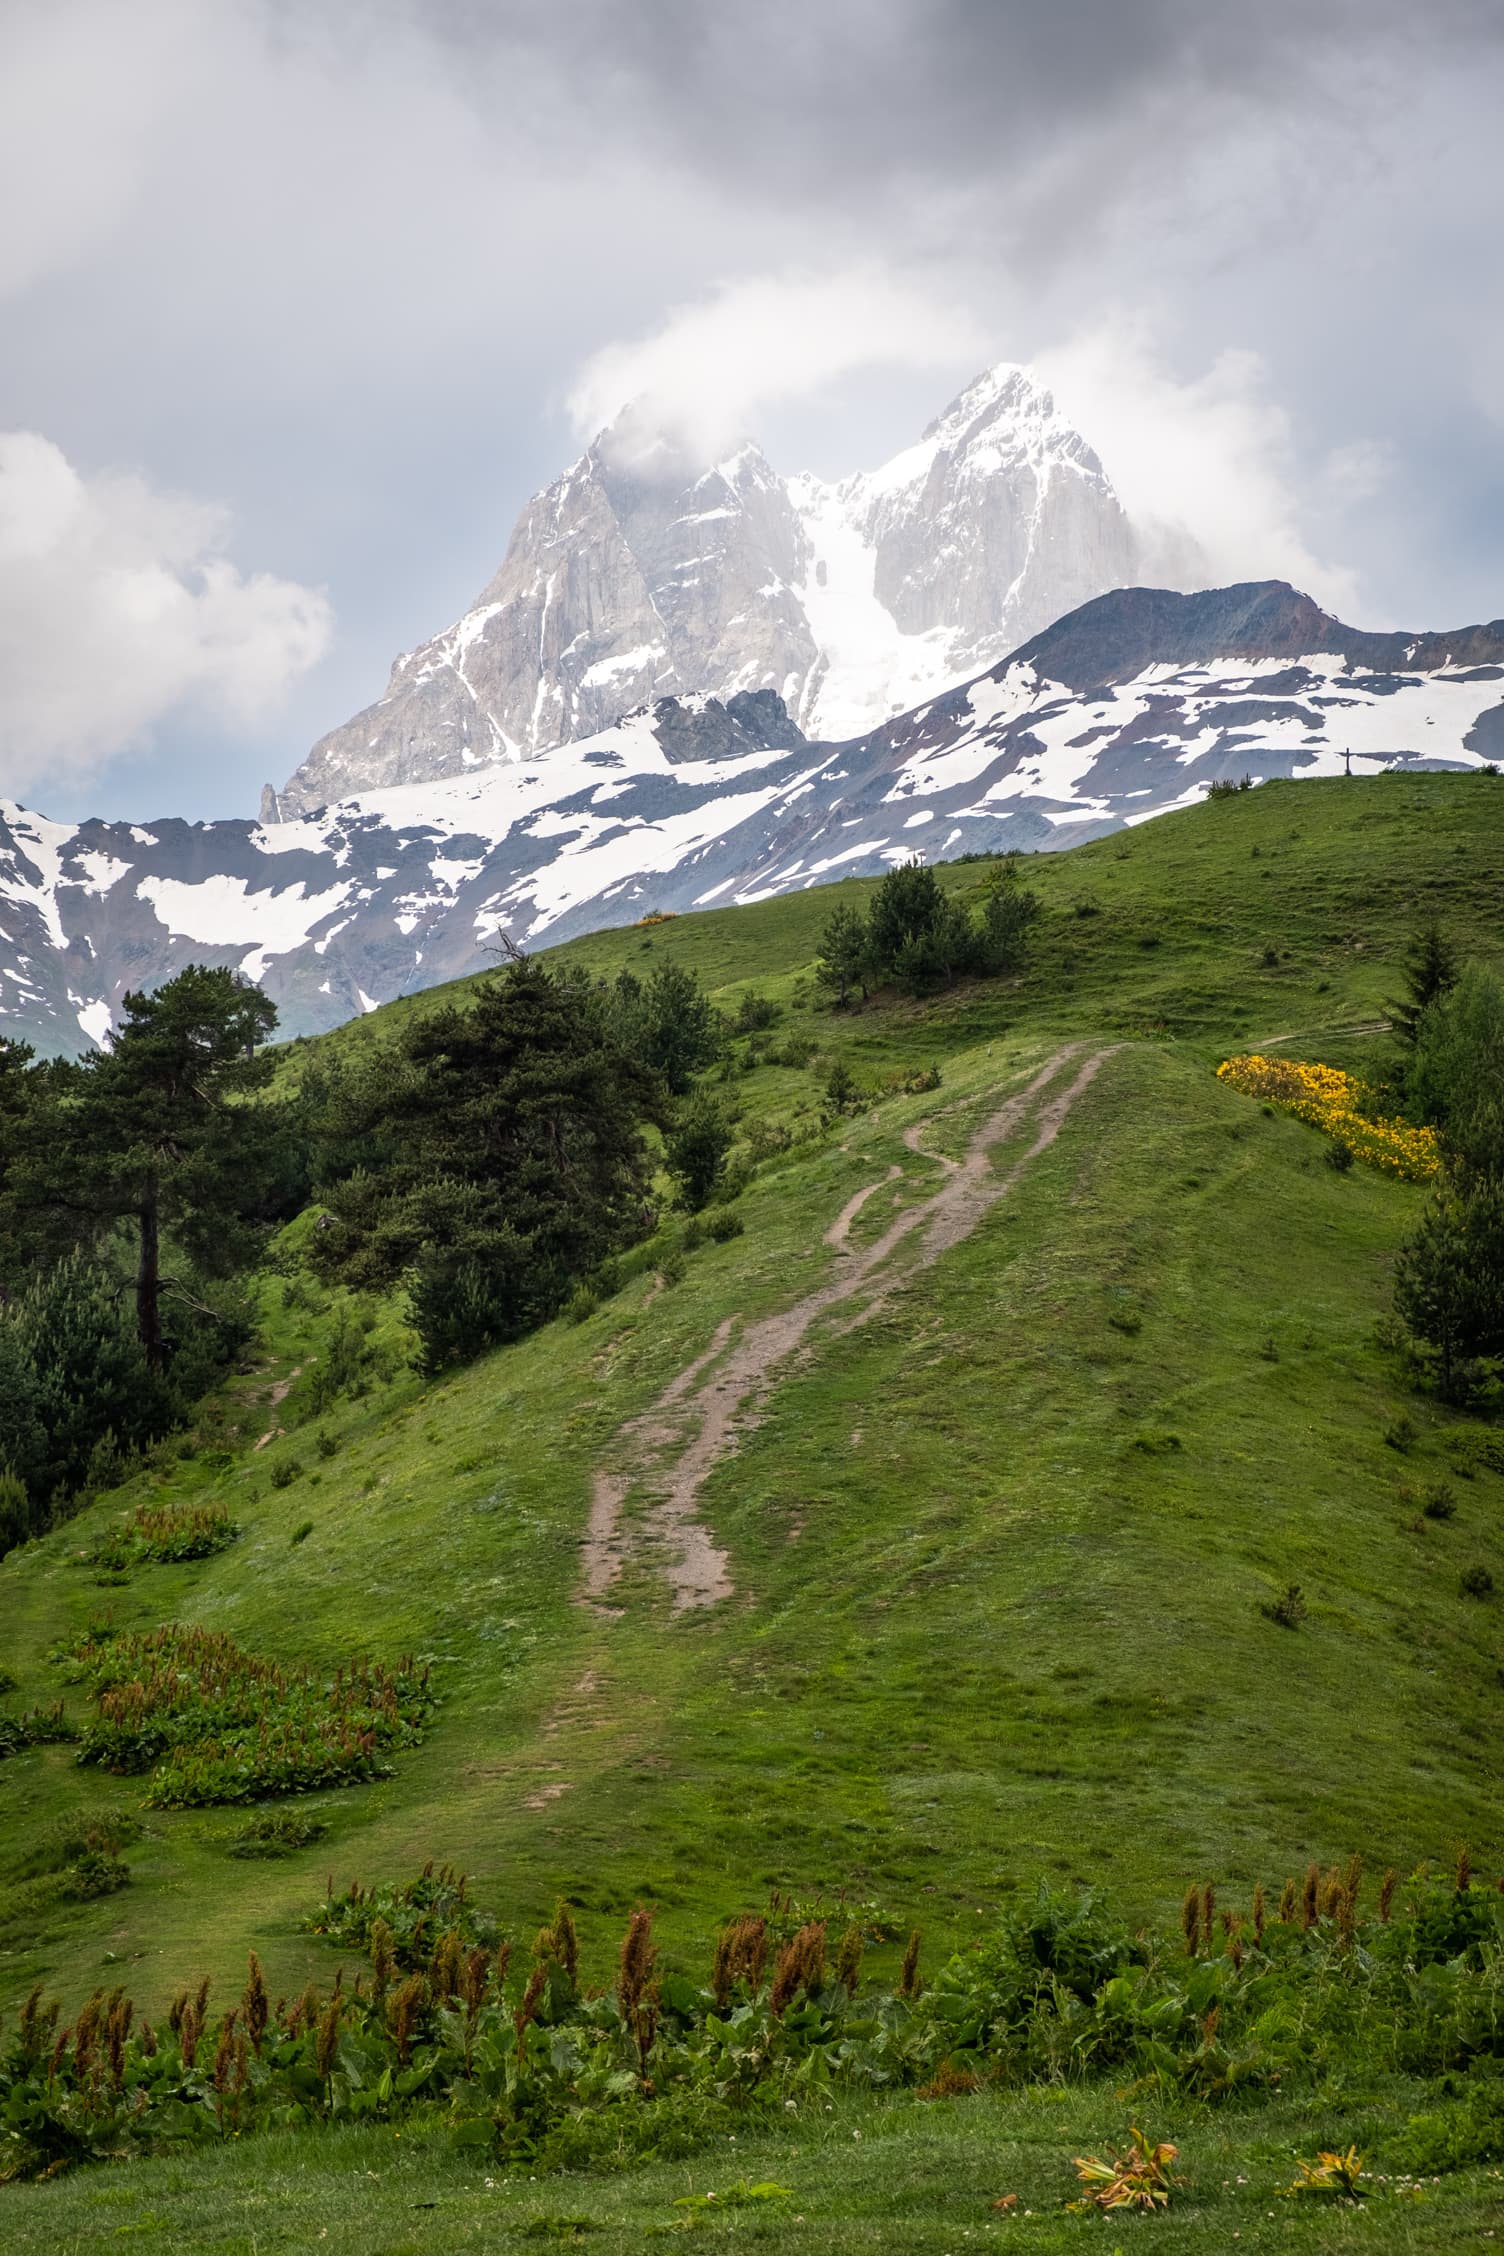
[
  {"left": 1217, "top": 1055, "right": 1439, "bottom": 1181},
  {"left": 95, "top": 1500, "right": 239, "bottom": 1570},
  {"left": 2, "top": 1859, "right": 1504, "bottom": 2184},
  {"left": 61, "top": 1622, "right": 435, "bottom": 1806}
]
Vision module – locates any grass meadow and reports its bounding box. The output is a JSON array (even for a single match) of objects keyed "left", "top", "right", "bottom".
[{"left": 2, "top": 769, "right": 1503, "bottom": 2244}]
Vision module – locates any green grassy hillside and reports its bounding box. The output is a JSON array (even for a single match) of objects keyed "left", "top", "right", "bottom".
[{"left": 3, "top": 768, "right": 1502, "bottom": 2043}]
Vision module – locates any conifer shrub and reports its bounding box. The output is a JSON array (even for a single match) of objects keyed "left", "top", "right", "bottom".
[
  {"left": 733, "top": 991, "right": 781, "bottom": 1033},
  {"left": 665, "top": 1093, "right": 733, "bottom": 1212},
  {"left": 824, "top": 1059, "right": 860, "bottom": 1114},
  {"left": 1460, "top": 1564, "right": 1495, "bottom": 1598},
  {"left": 303, "top": 1304, "right": 387, "bottom": 1414},
  {"left": 0, "top": 1468, "right": 30, "bottom": 1558},
  {"left": 269, "top": 1458, "right": 303, "bottom": 1489}
]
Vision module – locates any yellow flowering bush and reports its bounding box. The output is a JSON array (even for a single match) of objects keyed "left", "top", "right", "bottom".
[{"left": 1217, "top": 1054, "right": 1439, "bottom": 1182}]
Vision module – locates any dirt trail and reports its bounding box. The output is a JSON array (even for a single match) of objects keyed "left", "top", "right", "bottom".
[
  {"left": 252, "top": 1364, "right": 304, "bottom": 1450},
  {"left": 581, "top": 1042, "right": 1116, "bottom": 1617},
  {"left": 824, "top": 1166, "right": 901, "bottom": 1249}
]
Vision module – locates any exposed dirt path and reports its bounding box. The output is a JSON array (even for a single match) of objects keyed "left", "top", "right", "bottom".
[
  {"left": 582, "top": 1042, "right": 1117, "bottom": 1617},
  {"left": 252, "top": 1364, "right": 304, "bottom": 1450},
  {"left": 824, "top": 1166, "right": 901, "bottom": 1249}
]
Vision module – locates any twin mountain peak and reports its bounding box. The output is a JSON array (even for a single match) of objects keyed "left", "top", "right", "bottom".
[{"left": 265, "top": 363, "right": 1139, "bottom": 819}]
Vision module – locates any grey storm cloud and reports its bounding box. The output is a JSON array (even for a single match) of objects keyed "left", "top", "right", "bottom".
[
  {"left": 420, "top": 0, "right": 1501, "bottom": 205},
  {"left": 1, "top": 0, "right": 1502, "bottom": 819}
]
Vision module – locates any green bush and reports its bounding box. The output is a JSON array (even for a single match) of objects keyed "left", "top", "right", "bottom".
[
  {"left": 1258, "top": 1582, "right": 1308, "bottom": 1629},
  {"left": 0, "top": 1702, "right": 76, "bottom": 1761},
  {"left": 1445, "top": 1427, "right": 1504, "bottom": 1478},
  {"left": 664, "top": 1094, "right": 733, "bottom": 1212},
  {"left": 1392, "top": 2071, "right": 1504, "bottom": 2173},
  {"left": 229, "top": 1809, "right": 331, "bottom": 1859},
  {"left": 11, "top": 1807, "right": 140, "bottom": 1878},
  {"left": 733, "top": 991, "right": 782, "bottom": 1033},
  {"left": 269, "top": 1458, "right": 303, "bottom": 1489},
  {"left": 304, "top": 1862, "right": 492, "bottom": 1963}
]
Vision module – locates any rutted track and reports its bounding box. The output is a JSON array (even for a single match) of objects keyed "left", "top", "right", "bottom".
[{"left": 581, "top": 1042, "right": 1118, "bottom": 1616}]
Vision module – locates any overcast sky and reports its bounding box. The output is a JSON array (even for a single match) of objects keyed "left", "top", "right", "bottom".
[{"left": 3, "top": 0, "right": 1503, "bottom": 822}]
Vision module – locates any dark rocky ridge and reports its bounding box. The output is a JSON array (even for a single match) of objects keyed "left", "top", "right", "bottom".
[{"left": 1011, "top": 580, "right": 1504, "bottom": 692}]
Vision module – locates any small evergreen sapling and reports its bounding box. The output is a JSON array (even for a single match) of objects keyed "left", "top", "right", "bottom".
[{"left": 664, "top": 1092, "right": 733, "bottom": 1212}]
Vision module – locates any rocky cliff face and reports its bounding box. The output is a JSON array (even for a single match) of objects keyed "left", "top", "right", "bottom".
[
  {"left": 10, "top": 583, "right": 1503, "bottom": 1056},
  {"left": 269, "top": 365, "right": 1139, "bottom": 817}
]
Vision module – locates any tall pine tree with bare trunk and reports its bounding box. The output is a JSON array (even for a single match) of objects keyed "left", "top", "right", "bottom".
[{"left": 43, "top": 966, "right": 280, "bottom": 1370}]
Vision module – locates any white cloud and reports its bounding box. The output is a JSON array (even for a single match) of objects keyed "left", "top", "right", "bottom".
[
  {"left": 1036, "top": 325, "right": 1363, "bottom": 614},
  {"left": 566, "top": 268, "right": 992, "bottom": 460},
  {"left": 569, "top": 278, "right": 1372, "bottom": 617},
  {"left": 0, "top": 432, "right": 331, "bottom": 797}
]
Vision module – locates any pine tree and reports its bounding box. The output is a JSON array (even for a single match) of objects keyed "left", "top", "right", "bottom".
[
  {"left": 606, "top": 961, "right": 722, "bottom": 1094},
  {"left": 1409, "top": 965, "right": 1504, "bottom": 1183},
  {"left": 0, "top": 1320, "right": 43, "bottom": 1514},
  {"left": 9, "top": 1255, "right": 173, "bottom": 1502},
  {"left": 0, "top": 1036, "right": 64, "bottom": 1291},
  {"left": 975, "top": 861, "right": 1042, "bottom": 973},
  {"left": 310, "top": 960, "right": 662, "bottom": 1365},
  {"left": 1395, "top": 1178, "right": 1504, "bottom": 1400},
  {"left": 1391, "top": 920, "right": 1459, "bottom": 1047},
  {"left": 866, "top": 860, "right": 974, "bottom": 993},
  {"left": 36, "top": 966, "right": 281, "bottom": 1369},
  {"left": 0, "top": 1465, "right": 30, "bottom": 1559},
  {"left": 664, "top": 1092, "right": 733, "bottom": 1211},
  {"left": 815, "top": 903, "right": 872, "bottom": 1007}
]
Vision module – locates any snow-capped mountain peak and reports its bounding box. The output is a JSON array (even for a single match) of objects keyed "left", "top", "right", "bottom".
[{"left": 269, "top": 361, "right": 1139, "bottom": 818}]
